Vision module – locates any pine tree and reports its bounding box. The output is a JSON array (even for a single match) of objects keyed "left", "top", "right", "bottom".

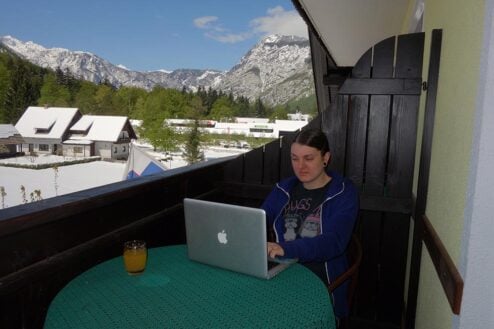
[
  {"left": 254, "top": 98, "right": 267, "bottom": 118},
  {"left": 4, "top": 59, "right": 41, "bottom": 123},
  {"left": 182, "top": 119, "right": 204, "bottom": 165}
]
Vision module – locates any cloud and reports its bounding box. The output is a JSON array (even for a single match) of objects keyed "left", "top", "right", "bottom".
[
  {"left": 250, "top": 6, "right": 307, "bottom": 38},
  {"left": 193, "top": 6, "right": 307, "bottom": 44},
  {"left": 205, "top": 32, "right": 252, "bottom": 43},
  {"left": 194, "top": 16, "right": 219, "bottom": 29}
]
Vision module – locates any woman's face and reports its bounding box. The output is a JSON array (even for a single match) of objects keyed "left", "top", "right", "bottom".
[{"left": 290, "top": 142, "right": 330, "bottom": 188}]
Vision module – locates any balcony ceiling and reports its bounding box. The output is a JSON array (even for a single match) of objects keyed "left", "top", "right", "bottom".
[{"left": 296, "top": 0, "right": 411, "bottom": 67}]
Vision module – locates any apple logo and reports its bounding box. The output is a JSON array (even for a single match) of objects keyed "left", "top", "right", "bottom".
[{"left": 217, "top": 230, "right": 228, "bottom": 244}]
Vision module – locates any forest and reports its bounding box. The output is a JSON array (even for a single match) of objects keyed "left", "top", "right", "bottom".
[
  {"left": 0, "top": 50, "right": 316, "bottom": 125},
  {"left": 0, "top": 49, "right": 316, "bottom": 158}
]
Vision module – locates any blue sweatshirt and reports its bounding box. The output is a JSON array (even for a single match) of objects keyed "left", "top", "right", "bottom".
[{"left": 261, "top": 171, "right": 359, "bottom": 318}]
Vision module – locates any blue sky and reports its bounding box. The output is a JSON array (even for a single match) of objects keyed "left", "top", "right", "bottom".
[{"left": 0, "top": 0, "right": 308, "bottom": 72}]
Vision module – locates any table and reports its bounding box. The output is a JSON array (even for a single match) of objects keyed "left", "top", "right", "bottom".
[{"left": 44, "top": 245, "right": 335, "bottom": 329}]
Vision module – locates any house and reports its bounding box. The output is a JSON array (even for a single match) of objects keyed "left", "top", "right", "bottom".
[
  {"left": 14, "top": 107, "right": 137, "bottom": 160},
  {"left": 14, "top": 106, "right": 82, "bottom": 155},
  {"left": 0, "top": 124, "right": 24, "bottom": 157},
  {"left": 63, "top": 115, "right": 137, "bottom": 160},
  {"left": 165, "top": 117, "right": 308, "bottom": 138}
]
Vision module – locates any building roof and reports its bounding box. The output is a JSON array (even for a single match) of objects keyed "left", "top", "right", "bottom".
[
  {"left": 69, "top": 115, "right": 134, "bottom": 143},
  {"left": 15, "top": 107, "right": 81, "bottom": 141},
  {"left": 0, "top": 124, "right": 20, "bottom": 139},
  {"left": 0, "top": 124, "right": 24, "bottom": 144},
  {"left": 62, "top": 139, "right": 94, "bottom": 145}
]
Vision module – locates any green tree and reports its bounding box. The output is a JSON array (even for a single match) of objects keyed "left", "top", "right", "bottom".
[
  {"left": 235, "top": 96, "right": 252, "bottom": 117},
  {"left": 269, "top": 105, "right": 289, "bottom": 122},
  {"left": 0, "top": 62, "right": 11, "bottom": 123},
  {"left": 209, "top": 96, "right": 235, "bottom": 122},
  {"left": 183, "top": 95, "right": 206, "bottom": 119},
  {"left": 182, "top": 119, "right": 204, "bottom": 165},
  {"left": 113, "top": 87, "right": 147, "bottom": 117},
  {"left": 74, "top": 81, "right": 98, "bottom": 114},
  {"left": 139, "top": 119, "right": 178, "bottom": 153},
  {"left": 37, "top": 73, "right": 71, "bottom": 107},
  {"left": 93, "top": 84, "right": 114, "bottom": 114},
  {"left": 254, "top": 98, "right": 267, "bottom": 118},
  {"left": 4, "top": 59, "right": 43, "bottom": 123}
]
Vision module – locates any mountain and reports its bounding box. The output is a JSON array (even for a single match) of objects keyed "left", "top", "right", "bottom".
[
  {"left": 215, "top": 35, "right": 314, "bottom": 105},
  {"left": 0, "top": 35, "right": 313, "bottom": 106}
]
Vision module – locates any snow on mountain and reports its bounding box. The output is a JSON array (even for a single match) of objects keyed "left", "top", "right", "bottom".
[
  {"left": 217, "top": 34, "right": 314, "bottom": 105},
  {"left": 0, "top": 34, "right": 314, "bottom": 105}
]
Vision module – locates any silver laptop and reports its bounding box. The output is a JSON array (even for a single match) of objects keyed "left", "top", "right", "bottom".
[{"left": 183, "top": 198, "right": 296, "bottom": 279}]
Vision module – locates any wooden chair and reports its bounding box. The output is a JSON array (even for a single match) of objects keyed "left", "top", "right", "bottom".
[{"left": 328, "top": 234, "right": 363, "bottom": 328}]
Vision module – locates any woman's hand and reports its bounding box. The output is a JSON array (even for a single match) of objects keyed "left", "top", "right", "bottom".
[{"left": 267, "top": 242, "right": 285, "bottom": 258}]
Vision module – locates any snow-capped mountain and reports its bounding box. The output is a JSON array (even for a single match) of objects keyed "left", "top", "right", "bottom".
[
  {"left": 0, "top": 35, "right": 313, "bottom": 105},
  {"left": 216, "top": 35, "right": 314, "bottom": 105}
]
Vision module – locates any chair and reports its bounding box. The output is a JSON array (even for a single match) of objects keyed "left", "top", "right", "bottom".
[{"left": 328, "top": 234, "right": 363, "bottom": 328}]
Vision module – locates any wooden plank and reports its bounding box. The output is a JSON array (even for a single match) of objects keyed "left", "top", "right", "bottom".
[
  {"left": 406, "top": 29, "right": 443, "bottom": 329},
  {"left": 309, "top": 32, "right": 332, "bottom": 113},
  {"left": 422, "top": 215, "right": 463, "bottom": 314},
  {"left": 345, "top": 94, "right": 368, "bottom": 188},
  {"left": 386, "top": 33, "right": 423, "bottom": 196},
  {"left": 365, "top": 96, "right": 390, "bottom": 195},
  {"left": 359, "top": 195, "right": 412, "bottom": 214},
  {"left": 324, "top": 97, "right": 348, "bottom": 174},
  {"left": 376, "top": 32, "right": 423, "bottom": 325},
  {"left": 364, "top": 37, "right": 393, "bottom": 195},
  {"left": 395, "top": 33, "right": 425, "bottom": 78},
  {"left": 243, "top": 146, "right": 264, "bottom": 184},
  {"left": 377, "top": 214, "right": 410, "bottom": 323},
  {"left": 0, "top": 204, "right": 184, "bottom": 293},
  {"left": 344, "top": 45, "right": 371, "bottom": 186},
  {"left": 354, "top": 212, "right": 381, "bottom": 319},
  {"left": 352, "top": 48, "right": 372, "bottom": 78},
  {"left": 280, "top": 132, "right": 296, "bottom": 179},
  {"left": 217, "top": 183, "right": 412, "bottom": 213},
  {"left": 353, "top": 37, "right": 394, "bottom": 322},
  {"left": 339, "top": 78, "right": 422, "bottom": 95},
  {"left": 322, "top": 67, "right": 353, "bottom": 87},
  {"left": 387, "top": 96, "right": 419, "bottom": 196},
  {"left": 262, "top": 140, "right": 281, "bottom": 185},
  {"left": 223, "top": 153, "right": 244, "bottom": 182},
  {"left": 220, "top": 182, "right": 273, "bottom": 204},
  {"left": 372, "top": 36, "right": 395, "bottom": 78}
]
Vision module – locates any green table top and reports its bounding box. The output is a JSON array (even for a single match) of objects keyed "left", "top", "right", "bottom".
[{"left": 44, "top": 245, "right": 335, "bottom": 329}]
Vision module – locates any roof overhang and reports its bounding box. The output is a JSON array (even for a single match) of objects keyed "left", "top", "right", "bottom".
[{"left": 293, "top": 0, "right": 412, "bottom": 67}]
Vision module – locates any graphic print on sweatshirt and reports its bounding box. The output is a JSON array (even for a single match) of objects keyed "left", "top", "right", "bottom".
[{"left": 282, "top": 197, "right": 322, "bottom": 241}]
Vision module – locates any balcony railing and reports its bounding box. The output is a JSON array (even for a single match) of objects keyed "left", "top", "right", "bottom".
[{"left": 0, "top": 155, "right": 248, "bottom": 328}]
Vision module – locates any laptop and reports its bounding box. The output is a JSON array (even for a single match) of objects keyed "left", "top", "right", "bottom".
[{"left": 183, "top": 198, "right": 297, "bottom": 279}]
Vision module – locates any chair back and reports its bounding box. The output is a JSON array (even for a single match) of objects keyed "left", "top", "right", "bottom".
[{"left": 328, "top": 234, "right": 363, "bottom": 310}]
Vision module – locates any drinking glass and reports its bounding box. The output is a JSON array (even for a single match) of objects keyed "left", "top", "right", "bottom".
[{"left": 123, "top": 240, "right": 147, "bottom": 275}]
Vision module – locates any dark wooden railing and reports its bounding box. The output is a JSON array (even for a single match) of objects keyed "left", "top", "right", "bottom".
[{"left": 0, "top": 157, "right": 234, "bottom": 328}]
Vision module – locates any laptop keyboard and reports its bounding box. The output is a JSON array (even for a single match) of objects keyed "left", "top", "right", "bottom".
[{"left": 267, "top": 261, "right": 279, "bottom": 270}]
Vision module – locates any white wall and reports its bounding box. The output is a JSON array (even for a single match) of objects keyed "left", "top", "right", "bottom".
[{"left": 455, "top": 0, "right": 494, "bottom": 327}]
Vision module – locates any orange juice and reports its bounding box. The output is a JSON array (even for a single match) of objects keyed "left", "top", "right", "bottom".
[{"left": 123, "top": 241, "right": 147, "bottom": 275}]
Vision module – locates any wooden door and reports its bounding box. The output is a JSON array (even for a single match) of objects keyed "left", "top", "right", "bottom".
[{"left": 222, "top": 31, "right": 426, "bottom": 329}]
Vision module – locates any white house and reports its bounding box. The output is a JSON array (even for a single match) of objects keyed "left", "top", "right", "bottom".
[
  {"left": 165, "top": 117, "right": 308, "bottom": 138},
  {"left": 15, "top": 107, "right": 82, "bottom": 155},
  {"left": 0, "top": 124, "right": 24, "bottom": 157},
  {"left": 63, "top": 115, "right": 137, "bottom": 160}
]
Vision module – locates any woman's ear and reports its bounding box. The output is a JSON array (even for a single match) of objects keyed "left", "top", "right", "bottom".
[{"left": 323, "top": 152, "right": 331, "bottom": 166}]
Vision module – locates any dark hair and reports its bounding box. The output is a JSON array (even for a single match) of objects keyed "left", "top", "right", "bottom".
[{"left": 293, "top": 129, "right": 330, "bottom": 155}]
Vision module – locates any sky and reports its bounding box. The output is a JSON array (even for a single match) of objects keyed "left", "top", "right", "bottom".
[{"left": 0, "top": 0, "right": 308, "bottom": 72}]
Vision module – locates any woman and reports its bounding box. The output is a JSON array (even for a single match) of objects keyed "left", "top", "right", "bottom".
[{"left": 261, "top": 128, "right": 359, "bottom": 319}]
